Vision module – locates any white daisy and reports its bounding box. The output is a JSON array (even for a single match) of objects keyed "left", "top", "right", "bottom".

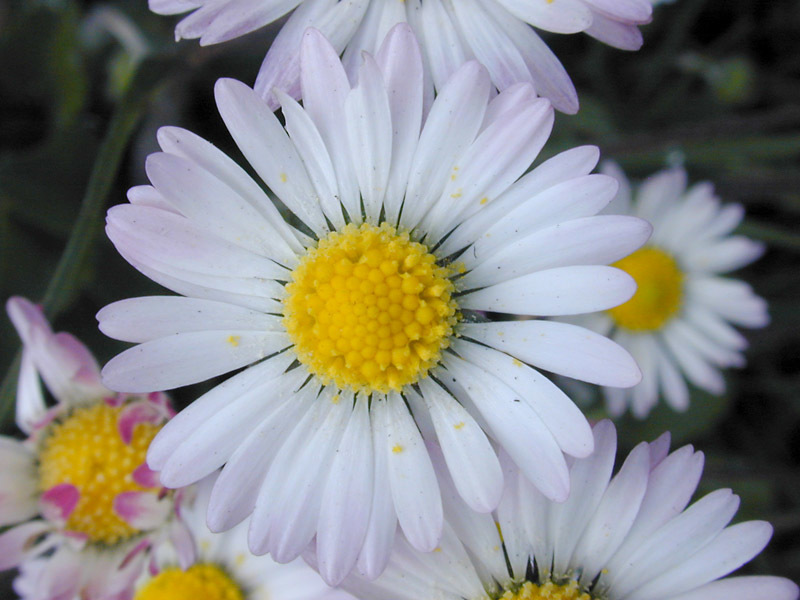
[
  {"left": 570, "top": 163, "right": 768, "bottom": 418},
  {"left": 0, "top": 297, "right": 183, "bottom": 600},
  {"left": 151, "top": 0, "right": 652, "bottom": 113},
  {"left": 132, "top": 474, "right": 355, "bottom": 600},
  {"left": 330, "top": 419, "right": 799, "bottom": 600},
  {"left": 99, "top": 25, "right": 648, "bottom": 585}
]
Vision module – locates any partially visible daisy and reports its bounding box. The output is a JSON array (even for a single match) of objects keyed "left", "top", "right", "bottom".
[
  {"left": 0, "top": 297, "right": 182, "bottom": 600},
  {"left": 133, "top": 474, "right": 355, "bottom": 600},
  {"left": 151, "top": 0, "right": 652, "bottom": 113},
  {"left": 99, "top": 25, "right": 648, "bottom": 585},
  {"left": 570, "top": 164, "right": 768, "bottom": 418},
  {"left": 330, "top": 420, "right": 799, "bottom": 600}
]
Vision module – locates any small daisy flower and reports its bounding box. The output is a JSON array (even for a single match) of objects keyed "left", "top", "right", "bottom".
[
  {"left": 133, "top": 474, "right": 355, "bottom": 600},
  {"left": 0, "top": 297, "right": 181, "bottom": 600},
  {"left": 151, "top": 0, "right": 652, "bottom": 113},
  {"left": 331, "top": 420, "right": 799, "bottom": 600},
  {"left": 99, "top": 25, "right": 648, "bottom": 585},
  {"left": 571, "top": 164, "right": 768, "bottom": 418}
]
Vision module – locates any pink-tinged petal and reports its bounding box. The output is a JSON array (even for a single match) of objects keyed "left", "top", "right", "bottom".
[
  {"left": 15, "top": 349, "right": 47, "bottom": 435},
  {"left": 0, "top": 521, "right": 51, "bottom": 569},
  {"left": 169, "top": 519, "right": 197, "bottom": 569},
  {"left": 40, "top": 483, "right": 80, "bottom": 524},
  {"left": 133, "top": 463, "right": 162, "bottom": 488},
  {"left": 114, "top": 491, "right": 170, "bottom": 530},
  {"left": 120, "top": 538, "right": 152, "bottom": 569},
  {"left": 118, "top": 401, "right": 166, "bottom": 445}
]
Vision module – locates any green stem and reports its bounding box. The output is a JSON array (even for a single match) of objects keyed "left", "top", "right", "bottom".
[{"left": 0, "top": 58, "right": 171, "bottom": 430}]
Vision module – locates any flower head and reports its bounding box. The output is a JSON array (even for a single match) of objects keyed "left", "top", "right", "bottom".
[
  {"left": 99, "top": 25, "right": 648, "bottom": 584},
  {"left": 331, "top": 420, "right": 799, "bottom": 600},
  {"left": 151, "top": 0, "right": 652, "bottom": 113},
  {"left": 0, "top": 297, "right": 177, "bottom": 600},
  {"left": 570, "top": 164, "right": 768, "bottom": 418}
]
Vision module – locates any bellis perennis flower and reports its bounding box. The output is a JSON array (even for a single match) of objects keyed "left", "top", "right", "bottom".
[
  {"left": 151, "top": 0, "right": 652, "bottom": 113},
  {"left": 572, "top": 164, "right": 768, "bottom": 418},
  {"left": 0, "top": 297, "right": 184, "bottom": 600},
  {"left": 331, "top": 420, "right": 799, "bottom": 600},
  {"left": 99, "top": 25, "right": 648, "bottom": 585}
]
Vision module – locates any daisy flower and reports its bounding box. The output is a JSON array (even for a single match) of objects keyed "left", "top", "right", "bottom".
[
  {"left": 571, "top": 164, "right": 768, "bottom": 418},
  {"left": 151, "top": 0, "right": 652, "bottom": 113},
  {"left": 330, "top": 420, "right": 799, "bottom": 600},
  {"left": 132, "top": 474, "right": 355, "bottom": 600},
  {"left": 0, "top": 297, "right": 182, "bottom": 600},
  {"left": 98, "top": 25, "right": 648, "bottom": 585}
]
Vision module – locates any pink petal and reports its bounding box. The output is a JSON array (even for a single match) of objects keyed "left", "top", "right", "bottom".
[
  {"left": 114, "top": 491, "right": 170, "bottom": 530},
  {"left": 40, "top": 483, "right": 80, "bottom": 524},
  {"left": 132, "top": 463, "right": 162, "bottom": 488},
  {"left": 118, "top": 402, "right": 165, "bottom": 445},
  {"left": 0, "top": 521, "right": 51, "bottom": 570},
  {"left": 169, "top": 519, "right": 197, "bottom": 569}
]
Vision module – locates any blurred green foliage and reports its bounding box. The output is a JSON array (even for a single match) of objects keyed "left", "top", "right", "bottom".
[{"left": 0, "top": 0, "right": 798, "bottom": 593}]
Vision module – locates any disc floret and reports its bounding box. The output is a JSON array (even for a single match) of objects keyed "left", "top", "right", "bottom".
[{"left": 284, "top": 222, "right": 459, "bottom": 393}]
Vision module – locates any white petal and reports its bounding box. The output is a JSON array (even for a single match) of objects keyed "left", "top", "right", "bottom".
[
  {"left": 452, "top": 340, "right": 593, "bottom": 459},
  {"left": 214, "top": 78, "right": 329, "bottom": 235},
  {"left": 667, "top": 576, "right": 798, "bottom": 600},
  {"left": 249, "top": 389, "right": 349, "bottom": 560},
  {"left": 401, "top": 61, "right": 490, "bottom": 231},
  {"left": 147, "top": 352, "right": 294, "bottom": 469},
  {"left": 345, "top": 54, "right": 393, "bottom": 222},
  {"left": 158, "top": 368, "right": 305, "bottom": 487},
  {"left": 460, "top": 265, "right": 635, "bottom": 316},
  {"left": 356, "top": 396, "right": 397, "bottom": 579},
  {"left": 462, "top": 320, "right": 641, "bottom": 387},
  {"left": 382, "top": 392, "right": 442, "bottom": 552},
  {"left": 417, "top": 378, "right": 503, "bottom": 512},
  {"left": 627, "top": 521, "right": 773, "bottom": 600},
  {"left": 101, "top": 330, "right": 290, "bottom": 393},
  {"left": 462, "top": 215, "right": 651, "bottom": 288},
  {"left": 317, "top": 396, "right": 374, "bottom": 585},
  {"left": 496, "top": 0, "right": 592, "bottom": 33},
  {"left": 98, "top": 296, "right": 281, "bottom": 343},
  {"left": 442, "top": 355, "right": 570, "bottom": 502},
  {"left": 375, "top": 24, "right": 424, "bottom": 225},
  {"left": 572, "top": 442, "right": 650, "bottom": 585},
  {"left": 207, "top": 378, "right": 316, "bottom": 531}
]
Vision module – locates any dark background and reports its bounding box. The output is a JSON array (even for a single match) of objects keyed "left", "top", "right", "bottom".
[{"left": 1, "top": 0, "right": 798, "bottom": 595}]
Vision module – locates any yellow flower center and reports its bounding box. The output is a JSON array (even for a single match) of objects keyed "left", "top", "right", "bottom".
[
  {"left": 134, "top": 564, "right": 244, "bottom": 600},
  {"left": 501, "top": 580, "right": 590, "bottom": 600},
  {"left": 283, "top": 222, "right": 459, "bottom": 393},
  {"left": 38, "top": 403, "right": 161, "bottom": 545},
  {"left": 608, "top": 246, "right": 684, "bottom": 332}
]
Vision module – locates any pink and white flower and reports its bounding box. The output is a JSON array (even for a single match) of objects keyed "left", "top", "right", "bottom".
[
  {"left": 0, "top": 297, "right": 180, "bottom": 600},
  {"left": 151, "top": 0, "right": 652, "bottom": 113}
]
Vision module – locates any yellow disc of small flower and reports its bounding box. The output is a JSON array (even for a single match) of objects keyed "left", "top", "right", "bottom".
[
  {"left": 134, "top": 564, "right": 244, "bottom": 600},
  {"left": 38, "top": 403, "right": 161, "bottom": 545},
  {"left": 501, "top": 580, "right": 591, "bottom": 600},
  {"left": 608, "top": 246, "right": 684, "bottom": 332},
  {"left": 284, "top": 222, "right": 459, "bottom": 394}
]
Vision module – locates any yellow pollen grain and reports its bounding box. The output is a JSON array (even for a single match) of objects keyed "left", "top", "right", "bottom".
[
  {"left": 608, "top": 246, "right": 684, "bottom": 332},
  {"left": 134, "top": 563, "right": 244, "bottom": 600},
  {"left": 501, "top": 581, "right": 590, "bottom": 600},
  {"left": 392, "top": 444, "right": 404, "bottom": 454},
  {"left": 227, "top": 335, "right": 240, "bottom": 347},
  {"left": 283, "top": 222, "right": 459, "bottom": 394},
  {"left": 512, "top": 358, "right": 522, "bottom": 367},
  {"left": 38, "top": 403, "right": 161, "bottom": 545},
  {"left": 454, "top": 421, "right": 465, "bottom": 430},
  {"left": 279, "top": 172, "right": 288, "bottom": 183},
  {"left": 480, "top": 197, "right": 488, "bottom": 205}
]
